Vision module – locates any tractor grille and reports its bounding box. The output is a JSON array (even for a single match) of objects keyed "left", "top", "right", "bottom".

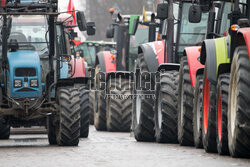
[
  {"left": 15, "top": 68, "right": 36, "bottom": 77},
  {"left": 16, "top": 88, "right": 36, "bottom": 92}
]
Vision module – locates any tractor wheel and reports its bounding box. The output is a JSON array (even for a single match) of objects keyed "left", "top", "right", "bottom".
[
  {"left": 89, "top": 90, "right": 95, "bottom": 125},
  {"left": 177, "top": 57, "right": 194, "bottom": 146},
  {"left": 0, "top": 88, "right": 10, "bottom": 140},
  {"left": 94, "top": 65, "right": 107, "bottom": 131},
  {"left": 193, "top": 75, "right": 203, "bottom": 148},
  {"left": 79, "top": 86, "right": 90, "bottom": 138},
  {"left": 155, "top": 71, "right": 179, "bottom": 143},
  {"left": 202, "top": 66, "right": 217, "bottom": 153},
  {"left": 216, "top": 74, "right": 230, "bottom": 155},
  {"left": 56, "top": 87, "right": 81, "bottom": 146},
  {"left": 228, "top": 46, "right": 250, "bottom": 158},
  {"left": 133, "top": 54, "right": 155, "bottom": 142},
  {"left": 106, "top": 77, "right": 132, "bottom": 132},
  {"left": 0, "top": 119, "right": 10, "bottom": 140},
  {"left": 47, "top": 114, "right": 57, "bottom": 145}
]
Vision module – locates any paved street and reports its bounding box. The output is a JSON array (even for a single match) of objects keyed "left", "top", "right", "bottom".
[{"left": 0, "top": 126, "right": 249, "bottom": 167}]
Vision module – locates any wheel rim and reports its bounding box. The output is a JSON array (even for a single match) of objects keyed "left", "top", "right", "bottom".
[
  {"left": 203, "top": 75, "right": 209, "bottom": 134},
  {"left": 136, "top": 91, "right": 141, "bottom": 124},
  {"left": 196, "top": 92, "right": 201, "bottom": 132},
  {"left": 218, "top": 92, "right": 222, "bottom": 141},
  {"left": 230, "top": 72, "right": 237, "bottom": 137},
  {"left": 180, "top": 84, "right": 184, "bottom": 126},
  {"left": 157, "top": 92, "right": 162, "bottom": 129}
]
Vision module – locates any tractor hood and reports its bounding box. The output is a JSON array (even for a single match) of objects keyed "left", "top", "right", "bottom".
[
  {"left": 7, "top": 50, "right": 42, "bottom": 98},
  {"left": 8, "top": 50, "right": 40, "bottom": 68}
]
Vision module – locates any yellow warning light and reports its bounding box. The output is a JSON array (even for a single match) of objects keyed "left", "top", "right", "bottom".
[
  {"left": 65, "top": 56, "right": 70, "bottom": 61},
  {"left": 231, "top": 24, "right": 240, "bottom": 31},
  {"left": 109, "top": 8, "right": 114, "bottom": 14},
  {"left": 158, "top": 34, "right": 161, "bottom": 40},
  {"left": 198, "top": 48, "right": 201, "bottom": 52}
]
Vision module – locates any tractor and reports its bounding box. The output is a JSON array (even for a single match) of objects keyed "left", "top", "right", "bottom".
[
  {"left": 198, "top": 0, "right": 250, "bottom": 157},
  {"left": 0, "top": 0, "right": 89, "bottom": 146},
  {"left": 75, "top": 40, "right": 116, "bottom": 125},
  {"left": 132, "top": 0, "right": 209, "bottom": 142},
  {"left": 93, "top": 10, "right": 157, "bottom": 132},
  {"left": 177, "top": 0, "right": 232, "bottom": 148}
]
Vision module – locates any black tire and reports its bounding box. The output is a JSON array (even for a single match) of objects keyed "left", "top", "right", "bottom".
[
  {"left": 47, "top": 114, "right": 57, "bottom": 145},
  {"left": 56, "top": 87, "right": 81, "bottom": 146},
  {"left": 193, "top": 75, "right": 203, "bottom": 148},
  {"left": 89, "top": 90, "right": 94, "bottom": 125},
  {"left": 177, "top": 57, "right": 194, "bottom": 146},
  {"left": 216, "top": 73, "right": 230, "bottom": 155},
  {"left": 202, "top": 66, "right": 217, "bottom": 153},
  {"left": 79, "top": 86, "right": 90, "bottom": 138},
  {"left": 0, "top": 119, "right": 10, "bottom": 140},
  {"left": 94, "top": 65, "right": 107, "bottom": 131},
  {"left": 228, "top": 46, "right": 250, "bottom": 158},
  {"left": 106, "top": 77, "right": 132, "bottom": 132},
  {"left": 155, "top": 71, "right": 179, "bottom": 143},
  {"left": 133, "top": 54, "right": 155, "bottom": 142}
]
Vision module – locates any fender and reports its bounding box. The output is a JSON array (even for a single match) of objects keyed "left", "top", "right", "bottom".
[
  {"left": 97, "top": 51, "right": 116, "bottom": 74},
  {"left": 56, "top": 77, "right": 89, "bottom": 88},
  {"left": 69, "top": 56, "right": 86, "bottom": 78},
  {"left": 138, "top": 40, "right": 165, "bottom": 73},
  {"left": 237, "top": 28, "right": 250, "bottom": 63},
  {"left": 185, "top": 46, "right": 204, "bottom": 87},
  {"left": 200, "top": 36, "right": 230, "bottom": 84}
]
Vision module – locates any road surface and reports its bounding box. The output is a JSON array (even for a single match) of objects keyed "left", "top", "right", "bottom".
[{"left": 0, "top": 126, "right": 249, "bottom": 167}]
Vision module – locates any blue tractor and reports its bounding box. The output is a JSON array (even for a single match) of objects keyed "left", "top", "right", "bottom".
[{"left": 0, "top": 0, "right": 89, "bottom": 146}]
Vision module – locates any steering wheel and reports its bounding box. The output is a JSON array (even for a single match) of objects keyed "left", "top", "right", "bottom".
[{"left": 9, "top": 32, "right": 27, "bottom": 42}]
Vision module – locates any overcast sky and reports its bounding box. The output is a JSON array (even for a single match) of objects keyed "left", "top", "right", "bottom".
[{"left": 59, "top": 0, "right": 85, "bottom": 12}]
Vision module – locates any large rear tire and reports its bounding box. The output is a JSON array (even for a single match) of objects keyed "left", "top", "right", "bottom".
[
  {"left": 94, "top": 65, "right": 107, "bottom": 131},
  {"left": 133, "top": 54, "right": 155, "bottom": 142},
  {"left": 89, "top": 90, "right": 94, "bottom": 125},
  {"left": 0, "top": 119, "right": 10, "bottom": 140},
  {"left": 216, "top": 74, "right": 230, "bottom": 155},
  {"left": 177, "top": 57, "right": 194, "bottom": 146},
  {"left": 202, "top": 67, "right": 217, "bottom": 153},
  {"left": 193, "top": 75, "right": 203, "bottom": 148},
  {"left": 56, "top": 87, "right": 81, "bottom": 146},
  {"left": 155, "top": 71, "right": 179, "bottom": 143},
  {"left": 228, "top": 46, "right": 250, "bottom": 158},
  {"left": 79, "top": 86, "right": 90, "bottom": 138},
  {"left": 106, "top": 77, "right": 132, "bottom": 132}
]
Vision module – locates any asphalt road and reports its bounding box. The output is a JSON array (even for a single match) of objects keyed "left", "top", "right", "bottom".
[{"left": 0, "top": 126, "right": 249, "bottom": 167}]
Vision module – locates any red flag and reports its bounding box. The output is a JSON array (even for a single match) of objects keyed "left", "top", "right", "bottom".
[{"left": 67, "top": 0, "right": 76, "bottom": 25}]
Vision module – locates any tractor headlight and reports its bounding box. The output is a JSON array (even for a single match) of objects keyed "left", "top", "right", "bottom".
[
  {"left": 30, "top": 79, "right": 38, "bottom": 87},
  {"left": 14, "top": 80, "right": 22, "bottom": 88}
]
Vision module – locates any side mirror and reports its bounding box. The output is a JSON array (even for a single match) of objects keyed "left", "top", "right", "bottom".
[
  {"left": 157, "top": 3, "right": 168, "bottom": 20},
  {"left": 129, "top": 15, "right": 139, "bottom": 35},
  {"left": 106, "top": 25, "right": 114, "bottom": 38},
  {"left": 76, "top": 11, "right": 87, "bottom": 31},
  {"left": 86, "top": 22, "right": 96, "bottom": 36},
  {"left": 189, "top": 5, "right": 202, "bottom": 23}
]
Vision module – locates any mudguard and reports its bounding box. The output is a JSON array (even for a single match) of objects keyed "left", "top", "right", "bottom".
[
  {"left": 200, "top": 36, "right": 231, "bottom": 84},
  {"left": 69, "top": 56, "right": 86, "bottom": 78},
  {"left": 97, "top": 51, "right": 116, "bottom": 74},
  {"left": 185, "top": 46, "right": 204, "bottom": 87},
  {"left": 157, "top": 63, "right": 180, "bottom": 72},
  {"left": 237, "top": 28, "right": 250, "bottom": 63},
  {"left": 138, "top": 40, "right": 165, "bottom": 73}
]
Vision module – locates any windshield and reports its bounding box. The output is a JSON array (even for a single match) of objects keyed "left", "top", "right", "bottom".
[
  {"left": 81, "top": 44, "right": 96, "bottom": 67},
  {"left": 9, "top": 15, "right": 48, "bottom": 57},
  {"left": 177, "top": 3, "right": 208, "bottom": 54},
  {"left": 219, "top": 2, "right": 232, "bottom": 34}
]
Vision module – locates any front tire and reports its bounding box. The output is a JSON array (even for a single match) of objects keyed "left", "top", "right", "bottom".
[
  {"left": 228, "top": 46, "right": 250, "bottom": 158},
  {"left": 177, "top": 57, "right": 194, "bottom": 146},
  {"left": 0, "top": 119, "right": 10, "bottom": 140},
  {"left": 56, "top": 87, "right": 81, "bottom": 146},
  {"left": 216, "top": 74, "right": 230, "bottom": 155},
  {"left": 155, "top": 71, "right": 179, "bottom": 143},
  {"left": 202, "top": 66, "right": 217, "bottom": 153},
  {"left": 79, "top": 86, "right": 90, "bottom": 138},
  {"left": 193, "top": 75, "right": 203, "bottom": 148},
  {"left": 106, "top": 77, "right": 132, "bottom": 132}
]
